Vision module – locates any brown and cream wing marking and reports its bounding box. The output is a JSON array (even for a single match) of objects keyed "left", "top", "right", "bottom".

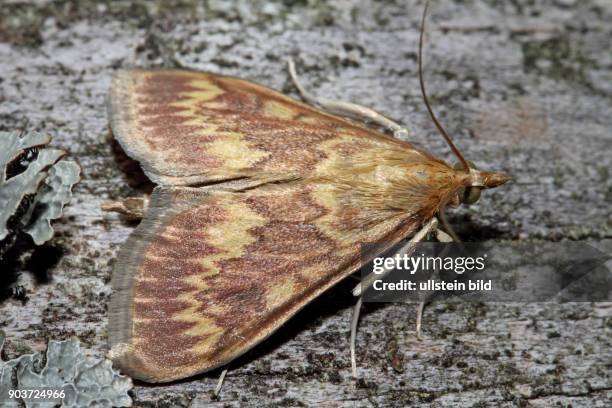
[
  {"left": 108, "top": 69, "right": 435, "bottom": 186},
  {"left": 108, "top": 69, "right": 463, "bottom": 382},
  {"left": 109, "top": 182, "right": 424, "bottom": 382}
]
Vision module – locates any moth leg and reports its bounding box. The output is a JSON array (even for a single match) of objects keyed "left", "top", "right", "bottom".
[
  {"left": 350, "top": 296, "right": 363, "bottom": 378},
  {"left": 287, "top": 59, "right": 410, "bottom": 139},
  {"left": 439, "top": 208, "right": 461, "bottom": 243},
  {"left": 213, "top": 368, "right": 229, "bottom": 397},
  {"left": 436, "top": 228, "right": 454, "bottom": 243},
  {"left": 350, "top": 218, "right": 438, "bottom": 377},
  {"left": 415, "top": 225, "right": 455, "bottom": 340},
  {"left": 101, "top": 196, "right": 149, "bottom": 221},
  {"left": 415, "top": 301, "right": 426, "bottom": 341}
]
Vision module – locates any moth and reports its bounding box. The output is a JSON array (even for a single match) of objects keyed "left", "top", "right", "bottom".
[{"left": 106, "top": 2, "right": 510, "bottom": 383}]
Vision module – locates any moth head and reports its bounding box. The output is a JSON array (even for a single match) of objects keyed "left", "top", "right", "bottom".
[{"left": 454, "top": 161, "right": 511, "bottom": 205}]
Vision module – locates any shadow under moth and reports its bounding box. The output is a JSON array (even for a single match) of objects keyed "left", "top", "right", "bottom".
[{"left": 106, "top": 3, "right": 510, "bottom": 383}]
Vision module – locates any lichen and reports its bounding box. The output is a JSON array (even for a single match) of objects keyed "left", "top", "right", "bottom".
[
  {"left": 0, "top": 130, "right": 80, "bottom": 259},
  {"left": 0, "top": 331, "right": 133, "bottom": 407}
]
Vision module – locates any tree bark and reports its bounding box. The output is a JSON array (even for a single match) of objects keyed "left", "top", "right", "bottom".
[{"left": 0, "top": 1, "right": 610, "bottom": 406}]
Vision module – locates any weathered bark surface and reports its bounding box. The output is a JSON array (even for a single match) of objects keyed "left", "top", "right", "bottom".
[{"left": 1, "top": 1, "right": 610, "bottom": 407}]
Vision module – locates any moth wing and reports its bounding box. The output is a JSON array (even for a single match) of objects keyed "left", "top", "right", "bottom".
[
  {"left": 108, "top": 69, "right": 419, "bottom": 186},
  {"left": 109, "top": 183, "right": 422, "bottom": 382}
]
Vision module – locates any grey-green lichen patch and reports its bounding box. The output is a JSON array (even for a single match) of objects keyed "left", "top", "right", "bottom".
[
  {"left": 24, "top": 160, "right": 82, "bottom": 245},
  {"left": 0, "top": 131, "right": 80, "bottom": 258},
  {"left": 0, "top": 331, "right": 133, "bottom": 408}
]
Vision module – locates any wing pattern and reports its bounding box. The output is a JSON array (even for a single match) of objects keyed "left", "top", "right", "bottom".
[
  {"left": 108, "top": 69, "right": 460, "bottom": 382},
  {"left": 109, "top": 69, "right": 423, "bottom": 185}
]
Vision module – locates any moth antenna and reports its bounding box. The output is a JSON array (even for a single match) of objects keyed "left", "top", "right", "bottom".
[{"left": 419, "top": 0, "right": 470, "bottom": 172}]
